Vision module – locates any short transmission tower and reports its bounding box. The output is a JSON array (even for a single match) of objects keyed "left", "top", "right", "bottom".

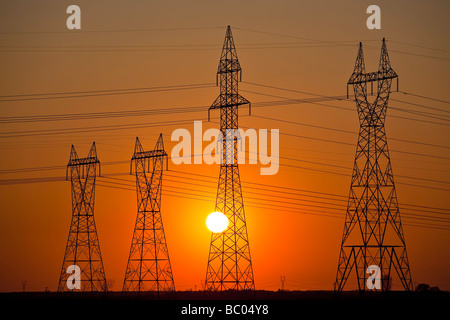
[
  {"left": 205, "top": 26, "right": 255, "bottom": 291},
  {"left": 123, "top": 134, "right": 175, "bottom": 292},
  {"left": 58, "top": 142, "right": 107, "bottom": 292},
  {"left": 335, "top": 39, "right": 413, "bottom": 291}
]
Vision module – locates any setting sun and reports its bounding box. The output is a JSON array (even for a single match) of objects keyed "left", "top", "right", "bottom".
[{"left": 206, "top": 211, "right": 229, "bottom": 233}]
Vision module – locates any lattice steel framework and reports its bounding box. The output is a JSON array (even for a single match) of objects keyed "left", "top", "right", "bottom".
[
  {"left": 205, "top": 26, "right": 255, "bottom": 291},
  {"left": 123, "top": 134, "right": 175, "bottom": 292},
  {"left": 58, "top": 142, "right": 107, "bottom": 292},
  {"left": 335, "top": 39, "right": 413, "bottom": 291}
]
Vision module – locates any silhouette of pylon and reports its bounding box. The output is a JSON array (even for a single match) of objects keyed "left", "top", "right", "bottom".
[
  {"left": 335, "top": 39, "right": 413, "bottom": 291},
  {"left": 123, "top": 134, "right": 175, "bottom": 292},
  {"left": 205, "top": 26, "right": 255, "bottom": 291},
  {"left": 58, "top": 142, "right": 107, "bottom": 292}
]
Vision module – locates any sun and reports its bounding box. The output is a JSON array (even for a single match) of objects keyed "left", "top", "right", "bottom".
[{"left": 206, "top": 211, "right": 229, "bottom": 233}]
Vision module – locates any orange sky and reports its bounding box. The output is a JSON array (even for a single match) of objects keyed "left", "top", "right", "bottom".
[{"left": 0, "top": 1, "right": 449, "bottom": 292}]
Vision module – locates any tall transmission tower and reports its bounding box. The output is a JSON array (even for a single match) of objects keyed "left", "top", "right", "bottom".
[
  {"left": 58, "top": 142, "right": 107, "bottom": 292},
  {"left": 335, "top": 39, "right": 413, "bottom": 291},
  {"left": 123, "top": 134, "right": 175, "bottom": 292},
  {"left": 205, "top": 25, "right": 255, "bottom": 291}
]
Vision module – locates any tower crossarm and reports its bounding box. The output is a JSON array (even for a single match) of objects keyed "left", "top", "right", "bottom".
[
  {"left": 348, "top": 69, "right": 398, "bottom": 85},
  {"left": 66, "top": 143, "right": 100, "bottom": 180},
  {"left": 130, "top": 135, "right": 168, "bottom": 174},
  {"left": 67, "top": 157, "right": 100, "bottom": 167},
  {"left": 210, "top": 94, "right": 250, "bottom": 110},
  {"left": 131, "top": 149, "right": 167, "bottom": 160},
  {"left": 217, "top": 60, "right": 241, "bottom": 74}
]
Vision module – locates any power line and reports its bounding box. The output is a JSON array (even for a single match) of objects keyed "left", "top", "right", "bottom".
[
  {"left": 365, "top": 45, "right": 450, "bottom": 62},
  {"left": 1, "top": 81, "right": 447, "bottom": 132},
  {"left": 161, "top": 176, "right": 450, "bottom": 221},
  {"left": 1, "top": 165, "right": 448, "bottom": 216},
  {"left": 96, "top": 175, "right": 450, "bottom": 231},
  {"left": 235, "top": 27, "right": 450, "bottom": 54},
  {"left": 1, "top": 41, "right": 447, "bottom": 62},
  {"left": 243, "top": 82, "right": 450, "bottom": 126},
  {"left": 0, "top": 43, "right": 360, "bottom": 53},
  {"left": 98, "top": 179, "right": 450, "bottom": 229},
  {"left": 4, "top": 26, "right": 447, "bottom": 57},
  {"left": 0, "top": 83, "right": 214, "bottom": 99},
  {"left": 0, "top": 83, "right": 215, "bottom": 102},
  {"left": 389, "top": 40, "right": 450, "bottom": 54},
  {"left": 3, "top": 158, "right": 449, "bottom": 194},
  {"left": 0, "top": 26, "right": 224, "bottom": 35},
  {"left": 0, "top": 106, "right": 208, "bottom": 124},
  {"left": 1, "top": 170, "right": 448, "bottom": 228},
  {"left": 167, "top": 170, "right": 450, "bottom": 213},
  {"left": 398, "top": 91, "right": 450, "bottom": 105},
  {"left": 1, "top": 137, "right": 448, "bottom": 190},
  {"left": 0, "top": 119, "right": 199, "bottom": 138},
  {"left": 0, "top": 43, "right": 300, "bottom": 49},
  {"left": 235, "top": 27, "right": 450, "bottom": 61},
  {"left": 279, "top": 154, "right": 450, "bottom": 185},
  {"left": 253, "top": 114, "right": 450, "bottom": 150},
  {"left": 108, "top": 178, "right": 450, "bottom": 223},
  {"left": 237, "top": 121, "right": 450, "bottom": 161},
  {"left": 1, "top": 104, "right": 444, "bottom": 164},
  {"left": 0, "top": 96, "right": 347, "bottom": 123},
  {"left": 390, "top": 100, "right": 450, "bottom": 121}
]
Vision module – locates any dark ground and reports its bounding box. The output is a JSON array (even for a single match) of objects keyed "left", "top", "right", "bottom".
[{"left": 1, "top": 290, "right": 448, "bottom": 318}]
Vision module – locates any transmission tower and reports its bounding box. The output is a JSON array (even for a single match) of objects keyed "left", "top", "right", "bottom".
[
  {"left": 335, "top": 39, "right": 413, "bottom": 291},
  {"left": 58, "top": 142, "right": 107, "bottom": 292},
  {"left": 123, "top": 134, "right": 175, "bottom": 292},
  {"left": 205, "top": 25, "right": 255, "bottom": 291}
]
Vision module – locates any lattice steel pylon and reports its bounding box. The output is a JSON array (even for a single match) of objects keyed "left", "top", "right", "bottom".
[
  {"left": 123, "top": 134, "right": 175, "bottom": 292},
  {"left": 58, "top": 142, "right": 107, "bottom": 292},
  {"left": 205, "top": 25, "right": 255, "bottom": 291},
  {"left": 335, "top": 39, "right": 413, "bottom": 292}
]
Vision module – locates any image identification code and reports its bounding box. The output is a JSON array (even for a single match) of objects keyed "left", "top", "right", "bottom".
[{"left": 181, "top": 304, "right": 269, "bottom": 317}]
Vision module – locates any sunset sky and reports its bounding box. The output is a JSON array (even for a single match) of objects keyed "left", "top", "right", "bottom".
[{"left": 0, "top": 0, "right": 449, "bottom": 292}]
